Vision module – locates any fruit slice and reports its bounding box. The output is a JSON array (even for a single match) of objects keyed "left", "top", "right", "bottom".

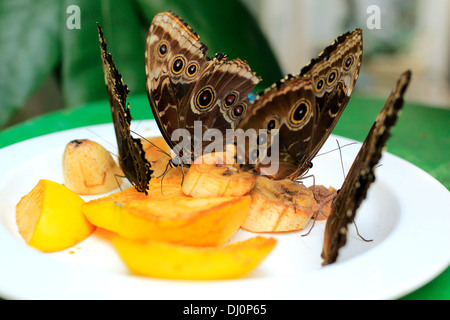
[
  {"left": 309, "top": 185, "right": 337, "bottom": 220},
  {"left": 113, "top": 236, "right": 277, "bottom": 280},
  {"left": 241, "top": 176, "right": 318, "bottom": 232},
  {"left": 91, "top": 173, "right": 186, "bottom": 205},
  {"left": 88, "top": 186, "right": 150, "bottom": 204},
  {"left": 82, "top": 195, "right": 251, "bottom": 246},
  {"left": 182, "top": 150, "right": 256, "bottom": 198},
  {"left": 62, "top": 139, "right": 123, "bottom": 195},
  {"left": 16, "top": 179, "right": 96, "bottom": 252}
]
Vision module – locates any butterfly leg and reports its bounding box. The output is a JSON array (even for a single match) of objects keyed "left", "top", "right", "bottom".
[
  {"left": 334, "top": 139, "right": 373, "bottom": 243},
  {"left": 157, "top": 160, "right": 175, "bottom": 196},
  {"left": 301, "top": 210, "right": 320, "bottom": 237},
  {"left": 137, "top": 133, "right": 173, "bottom": 159},
  {"left": 352, "top": 218, "right": 373, "bottom": 242},
  {"left": 296, "top": 173, "right": 321, "bottom": 202},
  {"left": 180, "top": 163, "right": 186, "bottom": 187},
  {"left": 114, "top": 173, "right": 127, "bottom": 191}
]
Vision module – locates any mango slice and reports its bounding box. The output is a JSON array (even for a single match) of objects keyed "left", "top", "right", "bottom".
[
  {"left": 113, "top": 236, "right": 277, "bottom": 280},
  {"left": 16, "top": 179, "right": 96, "bottom": 252},
  {"left": 92, "top": 173, "right": 186, "bottom": 204},
  {"left": 147, "top": 165, "right": 186, "bottom": 197},
  {"left": 82, "top": 195, "right": 251, "bottom": 246}
]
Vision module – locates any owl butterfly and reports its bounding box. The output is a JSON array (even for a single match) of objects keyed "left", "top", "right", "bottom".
[
  {"left": 145, "top": 11, "right": 261, "bottom": 165},
  {"left": 97, "top": 23, "right": 153, "bottom": 195},
  {"left": 236, "top": 28, "right": 363, "bottom": 179},
  {"left": 321, "top": 70, "right": 412, "bottom": 266}
]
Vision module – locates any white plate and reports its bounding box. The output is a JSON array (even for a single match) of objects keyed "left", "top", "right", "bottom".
[{"left": 0, "top": 120, "right": 449, "bottom": 300}]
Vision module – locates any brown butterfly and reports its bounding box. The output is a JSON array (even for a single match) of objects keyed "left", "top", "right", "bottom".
[
  {"left": 321, "top": 70, "right": 412, "bottom": 266},
  {"left": 235, "top": 28, "right": 363, "bottom": 180},
  {"left": 97, "top": 23, "right": 153, "bottom": 195},
  {"left": 145, "top": 11, "right": 261, "bottom": 165},
  {"left": 145, "top": 11, "right": 363, "bottom": 182}
]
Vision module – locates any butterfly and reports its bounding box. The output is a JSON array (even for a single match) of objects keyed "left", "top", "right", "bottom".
[
  {"left": 321, "top": 70, "right": 412, "bottom": 266},
  {"left": 145, "top": 11, "right": 261, "bottom": 165},
  {"left": 235, "top": 28, "right": 363, "bottom": 179},
  {"left": 145, "top": 12, "right": 363, "bottom": 182},
  {"left": 97, "top": 23, "right": 153, "bottom": 195}
]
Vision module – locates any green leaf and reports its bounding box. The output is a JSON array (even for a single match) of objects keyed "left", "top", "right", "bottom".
[
  {"left": 0, "top": 0, "right": 62, "bottom": 127},
  {"left": 0, "top": 0, "right": 282, "bottom": 127},
  {"left": 61, "top": 0, "right": 147, "bottom": 108}
]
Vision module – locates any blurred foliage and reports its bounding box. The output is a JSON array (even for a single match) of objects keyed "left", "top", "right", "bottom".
[
  {"left": 0, "top": 0, "right": 282, "bottom": 128},
  {"left": 343, "top": 0, "right": 418, "bottom": 57}
]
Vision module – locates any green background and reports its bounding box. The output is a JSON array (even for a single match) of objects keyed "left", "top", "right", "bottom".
[{"left": 0, "top": 0, "right": 282, "bottom": 128}]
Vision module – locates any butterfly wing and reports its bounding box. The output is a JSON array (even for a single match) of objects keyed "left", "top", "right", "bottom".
[
  {"left": 98, "top": 24, "right": 153, "bottom": 195},
  {"left": 236, "top": 29, "right": 363, "bottom": 179},
  {"left": 236, "top": 74, "right": 318, "bottom": 178},
  {"left": 145, "top": 11, "right": 260, "bottom": 161},
  {"left": 297, "top": 29, "right": 363, "bottom": 172},
  {"left": 321, "top": 70, "right": 412, "bottom": 266}
]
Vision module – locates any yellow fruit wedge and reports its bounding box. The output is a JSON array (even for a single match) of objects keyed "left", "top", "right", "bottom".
[
  {"left": 113, "top": 236, "right": 277, "bottom": 280},
  {"left": 89, "top": 186, "right": 150, "bottom": 204},
  {"left": 16, "top": 179, "right": 96, "bottom": 252},
  {"left": 91, "top": 175, "right": 186, "bottom": 205},
  {"left": 182, "top": 151, "right": 256, "bottom": 198},
  {"left": 241, "top": 177, "right": 318, "bottom": 232},
  {"left": 62, "top": 139, "right": 123, "bottom": 195},
  {"left": 82, "top": 195, "right": 251, "bottom": 246}
]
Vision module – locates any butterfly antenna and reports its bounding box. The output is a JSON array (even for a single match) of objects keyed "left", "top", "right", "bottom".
[
  {"left": 114, "top": 173, "right": 126, "bottom": 192},
  {"left": 130, "top": 129, "right": 173, "bottom": 159},
  {"left": 315, "top": 142, "right": 357, "bottom": 158},
  {"left": 335, "top": 139, "right": 347, "bottom": 180},
  {"left": 109, "top": 151, "right": 120, "bottom": 161},
  {"left": 132, "top": 119, "right": 143, "bottom": 132},
  {"left": 84, "top": 127, "right": 120, "bottom": 160},
  {"left": 84, "top": 127, "right": 117, "bottom": 150}
]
